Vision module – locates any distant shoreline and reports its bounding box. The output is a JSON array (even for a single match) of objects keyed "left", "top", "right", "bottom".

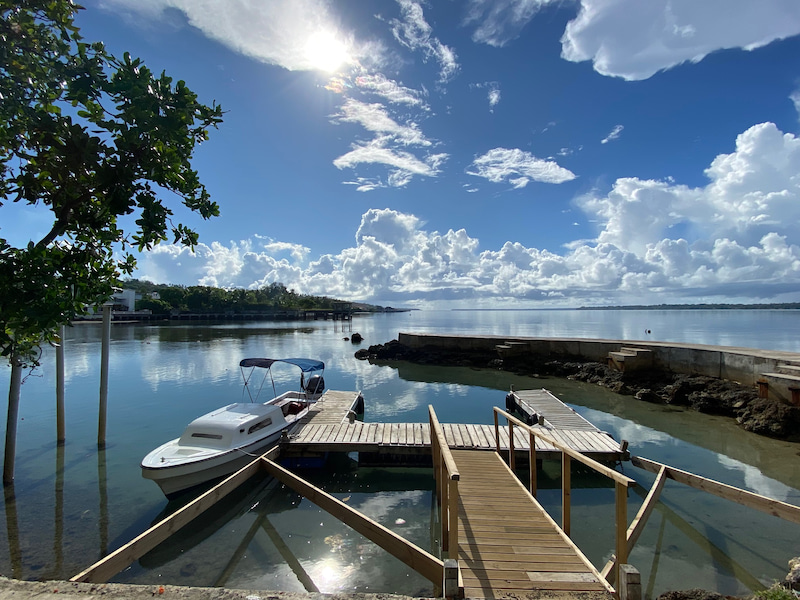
[{"left": 452, "top": 303, "right": 800, "bottom": 311}]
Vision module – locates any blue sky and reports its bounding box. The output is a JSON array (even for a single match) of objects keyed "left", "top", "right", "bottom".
[{"left": 8, "top": 0, "right": 800, "bottom": 307}]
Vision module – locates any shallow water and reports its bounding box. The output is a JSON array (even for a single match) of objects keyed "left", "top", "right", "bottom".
[{"left": 0, "top": 310, "right": 798, "bottom": 597}]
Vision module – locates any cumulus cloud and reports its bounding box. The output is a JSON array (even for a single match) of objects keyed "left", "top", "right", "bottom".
[
  {"left": 136, "top": 123, "right": 800, "bottom": 306},
  {"left": 561, "top": 0, "right": 800, "bottom": 81},
  {"left": 391, "top": 0, "right": 460, "bottom": 83},
  {"left": 467, "top": 148, "right": 577, "bottom": 187},
  {"left": 601, "top": 124, "right": 624, "bottom": 144}
]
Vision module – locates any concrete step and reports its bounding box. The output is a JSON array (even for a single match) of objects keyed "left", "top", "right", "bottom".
[
  {"left": 758, "top": 372, "right": 800, "bottom": 405},
  {"left": 609, "top": 351, "right": 638, "bottom": 361},
  {"left": 776, "top": 363, "right": 800, "bottom": 376},
  {"left": 621, "top": 347, "right": 652, "bottom": 355},
  {"left": 760, "top": 372, "right": 800, "bottom": 385}
]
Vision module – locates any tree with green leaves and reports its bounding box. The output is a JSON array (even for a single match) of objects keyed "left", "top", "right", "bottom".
[{"left": 0, "top": 0, "right": 223, "bottom": 482}]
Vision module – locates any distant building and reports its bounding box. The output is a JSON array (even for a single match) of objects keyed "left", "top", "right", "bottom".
[{"left": 112, "top": 289, "right": 136, "bottom": 311}]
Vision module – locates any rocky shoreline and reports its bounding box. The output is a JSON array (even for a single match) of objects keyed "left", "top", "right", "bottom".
[{"left": 355, "top": 339, "right": 800, "bottom": 442}]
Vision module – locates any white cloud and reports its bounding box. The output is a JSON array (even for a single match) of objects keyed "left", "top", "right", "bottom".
[
  {"left": 470, "top": 81, "right": 502, "bottom": 111},
  {"left": 335, "top": 99, "right": 431, "bottom": 146},
  {"left": 355, "top": 74, "right": 428, "bottom": 108},
  {"left": 601, "top": 124, "right": 624, "bottom": 144},
  {"left": 561, "top": 0, "right": 800, "bottom": 81},
  {"left": 333, "top": 138, "right": 447, "bottom": 185},
  {"left": 136, "top": 123, "right": 800, "bottom": 306},
  {"left": 792, "top": 89, "right": 800, "bottom": 121},
  {"left": 488, "top": 87, "right": 501, "bottom": 109},
  {"left": 467, "top": 147, "right": 577, "bottom": 186},
  {"left": 464, "top": 0, "right": 557, "bottom": 47},
  {"left": 391, "top": 0, "right": 460, "bottom": 83},
  {"left": 100, "top": 0, "right": 367, "bottom": 72}
]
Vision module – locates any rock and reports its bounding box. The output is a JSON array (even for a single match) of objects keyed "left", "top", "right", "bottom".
[
  {"left": 656, "top": 590, "right": 726, "bottom": 600},
  {"left": 635, "top": 388, "right": 661, "bottom": 403},
  {"left": 351, "top": 332, "right": 363, "bottom": 343},
  {"left": 787, "top": 556, "right": 800, "bottom": 590},
  {"left": 738, "top": 398, "right": 800, "bottom": 440}
]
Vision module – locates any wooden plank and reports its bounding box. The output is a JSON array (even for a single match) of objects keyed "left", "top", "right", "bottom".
[
  {"left": 260, "top": 457, "right": 443, "bottom": 584},
  {"left": 632, "top": 455, "right": 800, "bottom": 524},
  {"left": 72, "top": 448, "right": 275, "bottom": 583}
]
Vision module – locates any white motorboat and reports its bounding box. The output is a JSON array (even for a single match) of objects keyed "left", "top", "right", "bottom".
[{"left": 141, "top": 357, "right": 325, "bottom": 498}]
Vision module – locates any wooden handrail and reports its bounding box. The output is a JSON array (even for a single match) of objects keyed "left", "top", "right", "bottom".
[
  {"left": 72, "top": 446, "right": 279, "bottom": 583},
  {"left": 632, "top": 455, "right": 800, "bottom": 524},
  {"left": 493, "top": 406, "right": 634, "bottom": 588},
  {"left": 493, "top": 407, "right": 635, "bottom": 486},
  {"left": 428, "top": 406, "right": 460, "bottom": 563}
]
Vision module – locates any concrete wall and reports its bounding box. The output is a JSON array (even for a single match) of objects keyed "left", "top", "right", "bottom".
[{"left": 397, "top": 332, "right": 800, "bottom": 388}]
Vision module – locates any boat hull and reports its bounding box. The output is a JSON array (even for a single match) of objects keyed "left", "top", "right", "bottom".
[{"left": 142, "top": 430, "right": 284, "bottom": 498}]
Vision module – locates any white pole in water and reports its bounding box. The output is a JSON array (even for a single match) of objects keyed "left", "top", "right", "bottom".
[
  {"left": 56, "top": 324, "right": 66, "bottom": 444},
  {"left": 98, "top": 303, "right": 112, "bottom": 447}
]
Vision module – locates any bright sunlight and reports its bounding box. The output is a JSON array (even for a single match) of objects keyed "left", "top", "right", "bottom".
[{"left": 304, "top": 30, "right": 350, "bottom": 73}]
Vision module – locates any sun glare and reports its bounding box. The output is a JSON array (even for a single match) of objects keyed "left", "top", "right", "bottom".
[{"left": 304, "top": 31, "right": 349, "bottom": 73}]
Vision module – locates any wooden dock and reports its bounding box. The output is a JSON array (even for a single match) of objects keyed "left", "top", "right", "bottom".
[
  {"left": 454, "top": 449, "right": 611, "bottom": 598},
  {"left": 287, "top": 389, "right": 625, "bottom": 461}
]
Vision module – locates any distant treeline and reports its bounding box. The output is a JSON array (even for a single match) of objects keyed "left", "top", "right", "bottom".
[
  {"left": 579, "top": 303, "right": 800, "bottom": 310},
  {"left": 122, "top": 279, "right": 393, "bottom": 315}
]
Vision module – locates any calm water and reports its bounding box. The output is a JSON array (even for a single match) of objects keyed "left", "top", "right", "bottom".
[{"left": 0, "top": 309, "right": 799, "bottom": 597}]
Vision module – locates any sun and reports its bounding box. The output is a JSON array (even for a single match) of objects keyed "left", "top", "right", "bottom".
[{"left": 304, "top": 31, "right": 350, "bottom": 73}]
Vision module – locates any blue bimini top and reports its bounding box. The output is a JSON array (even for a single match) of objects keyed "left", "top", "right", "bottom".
[{"left": 239, "top": 358, "right": 324, "bottom": 372}]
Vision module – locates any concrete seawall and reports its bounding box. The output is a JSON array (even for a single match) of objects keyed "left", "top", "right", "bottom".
[{"left": 398, "top": 332, "right": 800, "bottom": 392}]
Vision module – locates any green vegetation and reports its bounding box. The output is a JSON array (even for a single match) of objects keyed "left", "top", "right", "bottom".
[
  {"left": 126, "top": 280, "right": 340, "bottom": 314},
  {"left": 0, "top": 0, "right": 222, "bottom": 482},
  {"left": 754, "top": 584, "right": 797, "bottom": 600},
  {"left": 124, "top": 280, "right": 403, "bottom": 315},
  {"left": 0, "top": 0, "right": 223, "bottom": 367}
]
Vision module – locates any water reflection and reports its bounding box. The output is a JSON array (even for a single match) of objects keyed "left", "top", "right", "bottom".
[{"left": 3, "top": 485, "right": 22, "bottom": 579}]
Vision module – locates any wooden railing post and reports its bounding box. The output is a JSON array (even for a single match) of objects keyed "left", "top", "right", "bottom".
[
  {"left": 508, "top": 421, "right": 515, "bottom": 471},
  {"left": 429, "top": 407, "right": 461, "bottom": 567},
  {"left": 562, "top": 453, "right": 571, "bottom": 536},
  {"left": 494, "top": 410, "right": 500, "bottom": 453},
  {"left": 615, "top": 481, "right": 628, "bottom": 587},
  {"left": 447, "top": 478, "right": 459, "bottom": 559},
  {"left": 529, "top": 430, "right": 537, "bottom": 497}
]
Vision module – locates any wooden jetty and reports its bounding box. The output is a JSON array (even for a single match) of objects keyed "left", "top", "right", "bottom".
[
  {"left": 286, "top": 388, "right": 626, "bottom": 463},
  {"left": 453, "top": 449, "right": 611, "bottom": 597},
  {"left": 72, "top": 387, "right": 632, "bottom": 599},
  {"left": 70, "top": 384, "right": 800, "bottom": 600}
]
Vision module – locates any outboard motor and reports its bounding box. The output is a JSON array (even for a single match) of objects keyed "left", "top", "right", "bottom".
[{"left": 304, "top": 374, "right": 325, "bottom": 396}]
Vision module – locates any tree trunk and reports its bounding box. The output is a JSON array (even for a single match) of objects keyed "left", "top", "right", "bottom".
[{"left": 4, "top": 357, "right": 23, "bottom": 484}]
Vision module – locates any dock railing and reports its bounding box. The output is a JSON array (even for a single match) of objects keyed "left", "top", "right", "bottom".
[
  {"left": 493, "top": 406, "right": 636, "bottom": 587},
  {"left": 429, "top": 406, "right": 460, "bottom": 561}
]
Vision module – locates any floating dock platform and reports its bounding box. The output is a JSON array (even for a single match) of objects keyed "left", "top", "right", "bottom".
[{"left": 285, "top": 388, "right": 626, "bottom": 464}]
